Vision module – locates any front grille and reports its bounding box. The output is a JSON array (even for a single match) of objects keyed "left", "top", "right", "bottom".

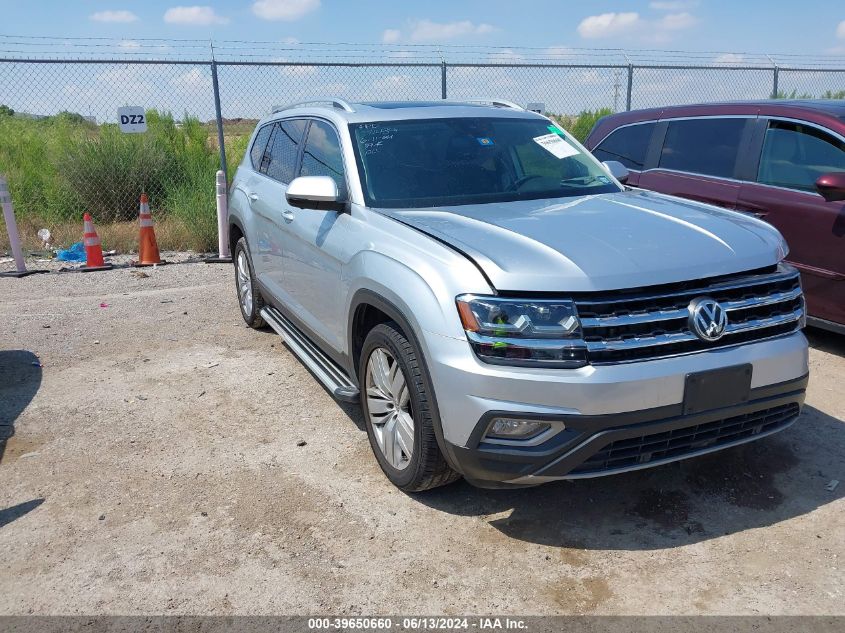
[
  {"left": 575, "top": 264, "right": 804, "bottom": 364},
  {"left": 571, "top": 402, "right": 800, "bottom": 475}
]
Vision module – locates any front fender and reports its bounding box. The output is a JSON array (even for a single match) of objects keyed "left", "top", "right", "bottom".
[{"left": 344, "top": 249, "right": 484, "bottom": 348}]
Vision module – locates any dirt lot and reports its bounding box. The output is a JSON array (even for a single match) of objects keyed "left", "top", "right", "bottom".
[{"left": 1, "top": 264, "right": 843, "bottom": 615}]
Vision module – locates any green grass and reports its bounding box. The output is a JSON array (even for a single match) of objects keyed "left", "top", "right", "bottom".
[
  {"left": 550, "top": 108, "right": 615, "bottom": 143},
  {"left": 0, "top": 109, "right": 251, "bottom": 252}
]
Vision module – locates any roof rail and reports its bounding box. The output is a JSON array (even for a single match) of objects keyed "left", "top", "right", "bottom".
[
  {"left": 273, "top": 98, "right": 356, "bottom": 114},
  {"left": 462, "top": 98, "right": 524, "bottom": 111}
]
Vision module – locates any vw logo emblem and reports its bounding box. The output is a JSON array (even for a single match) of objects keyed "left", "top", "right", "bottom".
[{"left": 688, "top": 297, "right": 728, "bottom": 341}]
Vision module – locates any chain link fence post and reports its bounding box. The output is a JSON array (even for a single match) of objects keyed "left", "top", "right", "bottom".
[
  {"left": 772, "top": 65, "right": 780, "bottom": 99},
  {"left": 626, "top": 64, "right": 634, "bottom": 111},
  {"left": 441, "top": 61, "right": 447, "bottom": 99},
  {"left": 211, "top": 59, "right": 228, "bottom": 183}
]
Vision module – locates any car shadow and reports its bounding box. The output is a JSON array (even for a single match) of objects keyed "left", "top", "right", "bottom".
[
  {"left": 0, "top": 350, "right": 42, "bottom": 463},
  {"left": 806, "top": 326, "right": 845, "bottom": 356},
  {"left": 412, "top": 405, "right": 844, "bottom": 550},
  {"left": 0, "top": 498, "right": 45, "bottom": 529},
  {"left": 337, "top": 401, "right": 366, "bottom": 432}
]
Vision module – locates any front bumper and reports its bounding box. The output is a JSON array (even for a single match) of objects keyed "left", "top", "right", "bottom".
[
  {"left": 445, "top": 374, "right": 806, "bottom": 487},
  {"left": 420, "top": 330, "right": 809, "bottom": 486}
]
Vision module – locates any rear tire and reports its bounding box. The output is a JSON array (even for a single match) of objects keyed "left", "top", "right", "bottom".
[
  {"left": 359, "top": 322, "right": 460, "bottom": 492},
  {"left": 234, "top": 237, "right": 266, "bottom": 329}
]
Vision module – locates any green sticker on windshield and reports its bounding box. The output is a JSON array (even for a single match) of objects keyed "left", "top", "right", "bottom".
[{"left": 547, "top": 124, "right": 565, "bottom": 136}]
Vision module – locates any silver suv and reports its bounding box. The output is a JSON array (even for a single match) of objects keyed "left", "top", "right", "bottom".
[{"left": 229, "top": 98, "right": 809, "bottom": 491}]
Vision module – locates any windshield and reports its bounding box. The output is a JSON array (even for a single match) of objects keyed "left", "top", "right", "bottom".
[{"left": 350, "top": 117, "right": 621, "bottom": 208}]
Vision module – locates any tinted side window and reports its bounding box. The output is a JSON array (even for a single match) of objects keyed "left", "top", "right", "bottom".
[
  {"left": 757, "top": 120, "right": 845, "bottom": 192},
  {"left": 249, "top": 124, "right": 274, "bottom": 171},
  {"left": 266, "top": 119, "right": 307, "bottom": 184},
  {"left": 659, "top": 118, "right": 746, "bottom": 178},
  {"left": 592, "top": 122, "right": 654, "bottom": 170},
  {"left": 300, "top": 120, "right": 347, "bottom": 199}
]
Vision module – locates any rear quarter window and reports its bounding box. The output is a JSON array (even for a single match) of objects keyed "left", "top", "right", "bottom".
[
  {"left": 249, "top": 124, "right": 274, "bottom": 171},
  {"left": 592, "top": 122, "right": 655, "bottom": 170},
  {"left": 658, "top": 118, "right": 747, "bottom": 179}
]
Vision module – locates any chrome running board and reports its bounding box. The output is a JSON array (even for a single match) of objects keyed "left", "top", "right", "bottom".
[{"left": 260, "top": 306, "right": 360, "bottom": 403}]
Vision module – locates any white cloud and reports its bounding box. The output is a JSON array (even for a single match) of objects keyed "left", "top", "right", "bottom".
[
  {"left": 252, "top": 0, "right": 320, "bottom": 21},
  {"left": 837, "top": 20, "right": 845, "bottom": 39},
  {"left": 487, "top": 48, "right": 523, "bottom": 63},
  {"left": 577, "top": 12, "right": 640, "bottom": 39},
  {"left": 97, "top": 66, "right": 145, "bottom": 84},
  {"left": 713, "top": 53, "right": 744, "bottom": 64},
  {"left": 649, "top": 1, "right": 698, "bottom": 10},
  {"left": 118, "top": 40, "right": 141, "bottom": 49},
  {"left": 163, "top": 6, "right": 229, "bottom": 26},
  {"left": 373, "top": 74, "right": 412, "bottom": 91},
  {"left": 382, "top": 29, "right": 401, "bottom": 44},
  {"left": 545, "top": 46, "right": 576, "bottom": 60},
  {"left": 279, "top": 64, "right": 318, "bottom": 77},
  {"left": 172, "top": 68, "right": 213, "bottom": 91},
  {"left": 657, "top": 12, "right": 697, "bottom": 30},
  {"left": 90, "top": 10, "right": 139, "bottom": 23},
  {"left": 408, "top": 19, "right": 496, "bottom": 42},
  {"left": 577, "top": 10, "right": 697, "bottom": 40}
]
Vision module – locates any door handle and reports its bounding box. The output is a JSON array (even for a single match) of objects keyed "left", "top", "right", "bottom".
[
  {"left": 282, "top": 209, "right": 295, "bottom": 222},
  {"left": 248, "top": 192, "right": 259, "bottom": 202}
]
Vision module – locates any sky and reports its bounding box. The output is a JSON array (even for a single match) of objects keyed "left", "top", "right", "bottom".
[{"left": 2, "top": 0, "right": 844, "bottom": 56}]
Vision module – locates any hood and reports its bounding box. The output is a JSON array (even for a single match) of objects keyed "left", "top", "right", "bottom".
[{"left": 381, "top": 189, "right": 787, "bottom": 292}]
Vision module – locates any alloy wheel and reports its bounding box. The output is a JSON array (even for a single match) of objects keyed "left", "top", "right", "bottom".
[
  {"left": 236, "top": 250, "right": 253, "bottom": 316},
  {"left": 365, "top": 347, "right": 414, "bottom": 470}
]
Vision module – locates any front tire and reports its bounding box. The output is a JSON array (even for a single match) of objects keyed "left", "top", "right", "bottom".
[
  {"left": 234, "top": 237, "right": 265, "bottom": 328},
  {"left": 359, "top": 322, "right": 460, "bottom": 492}
]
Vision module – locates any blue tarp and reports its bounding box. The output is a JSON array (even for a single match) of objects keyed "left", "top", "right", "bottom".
[{"left": 56, "top": 242, "right": 86, "bottom": 262}]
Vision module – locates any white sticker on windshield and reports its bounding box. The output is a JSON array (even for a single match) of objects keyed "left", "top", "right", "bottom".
[{"left": 533, "top": 133, "right": 579, "bottom": 159}]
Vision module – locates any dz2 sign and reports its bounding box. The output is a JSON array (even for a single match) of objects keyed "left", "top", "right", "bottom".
[{"left": 118, "top": 106, "right": 147, "bottom": 133}]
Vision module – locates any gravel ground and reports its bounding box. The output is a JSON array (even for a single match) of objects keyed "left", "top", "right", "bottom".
[{"left": 0, "top": 263, "right": 843, "bottom": 615}]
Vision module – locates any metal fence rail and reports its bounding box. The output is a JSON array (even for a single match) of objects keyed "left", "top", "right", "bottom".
[{"left": 1, "top": 51, "right": 844, "bottom": 272}]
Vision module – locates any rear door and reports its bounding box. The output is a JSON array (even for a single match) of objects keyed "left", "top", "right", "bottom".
[
  {"left": 637, "top": 116, "right": 755, "bottom": 209},
  {"left": 241, "top": 122, "right": 275, "bottom": 279},
  {"left": 247, "top": 118, "right": 308, "bottom": 303},
  {"left": 281, "top": 118, "right": 354, "bottom": 351},
  {"left": 737, "top": 118, "right": 845, "bottom": 326}
]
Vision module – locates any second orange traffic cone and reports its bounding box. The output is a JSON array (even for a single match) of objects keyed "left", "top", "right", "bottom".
[{"left": 136, "top": 193, "right": 163, "bottom": 266}]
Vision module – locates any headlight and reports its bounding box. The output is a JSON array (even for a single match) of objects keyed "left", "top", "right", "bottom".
[{"left": 456, "top": 295, "right": 588, "bottom": 368}]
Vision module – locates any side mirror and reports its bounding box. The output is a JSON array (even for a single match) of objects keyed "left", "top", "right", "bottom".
[
  {"left": 602, "top": 160, "right": 629, "bottom": 184},
  {"left": 285, "top": 176, "right": 342, "bottom": 210},
  {"left": 815, "top": 172, "right": 845, "bottom": 202}
]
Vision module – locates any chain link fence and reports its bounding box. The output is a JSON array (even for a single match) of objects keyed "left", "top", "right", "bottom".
[{"left": 1, "top": 52, "right": 844, "bottom": 273}]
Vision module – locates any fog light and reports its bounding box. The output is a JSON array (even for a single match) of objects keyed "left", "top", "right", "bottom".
[{"left": 486, "top": 418, "right": 552, "bottom": 440}]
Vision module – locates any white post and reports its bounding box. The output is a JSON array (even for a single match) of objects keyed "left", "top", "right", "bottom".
[
  {"left": 0, "top": 174, "right": 27, "bottom": 274},
  {"left": 216, "top": 169, "right": 230, "bottom": 258}
]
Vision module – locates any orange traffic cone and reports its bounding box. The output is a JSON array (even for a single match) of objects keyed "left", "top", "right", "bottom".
[
  {"left": 82, "top": 213, "right": 112, "bottom": 271},
  {"left": 136, "top": 193, "right": 165, "bottom": 266}
]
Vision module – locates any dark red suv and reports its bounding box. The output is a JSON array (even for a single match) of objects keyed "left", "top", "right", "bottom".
[{"left": 585, "top": 100, "right": 845, "bottom": 333}]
